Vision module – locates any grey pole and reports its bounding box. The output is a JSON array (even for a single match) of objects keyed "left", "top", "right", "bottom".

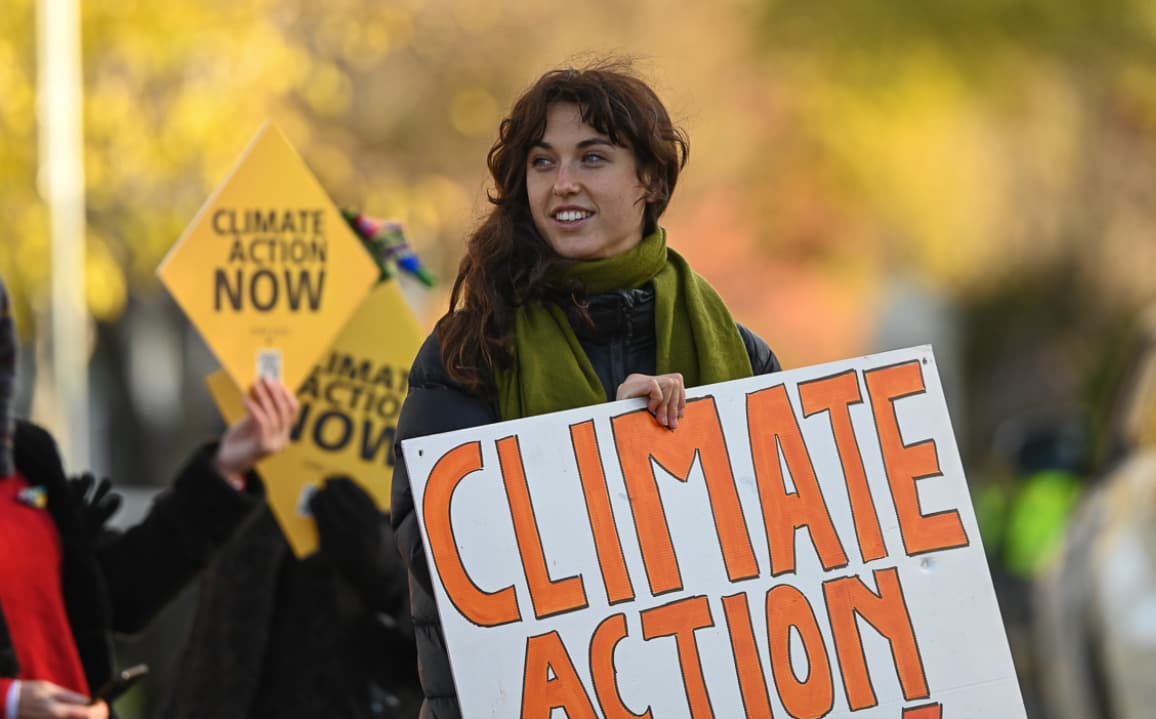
[{"left": 37, "top": 0, "right": 89, "bottom": 470}]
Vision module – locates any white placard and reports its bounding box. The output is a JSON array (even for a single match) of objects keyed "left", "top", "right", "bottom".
[{"left": 401, "top": 346, "right": 1026, "bottom": 719}]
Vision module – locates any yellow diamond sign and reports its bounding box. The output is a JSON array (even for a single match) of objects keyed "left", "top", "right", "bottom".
[
  {"left": 207, "top": 279, "right": 426, "bottom": 557},
  {"left": 158, "top": 122, "right": 378, "bottom": 393}
]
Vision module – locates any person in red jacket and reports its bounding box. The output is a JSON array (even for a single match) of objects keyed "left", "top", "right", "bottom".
[{"left": 0, "top": 275, "right": 299, "bottom": 719}]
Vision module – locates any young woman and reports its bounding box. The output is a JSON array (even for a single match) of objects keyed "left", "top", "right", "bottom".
[{"left": 391, "top": 61, "right": 781, "bottom": 718}]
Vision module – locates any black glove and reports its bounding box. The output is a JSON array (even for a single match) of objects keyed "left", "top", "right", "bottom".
[
  {"left": 310, "top": 475, "right": 404, "bottom": 612},
  {"left": 67, "top": 471, "right": 122, "bottom": 541}
]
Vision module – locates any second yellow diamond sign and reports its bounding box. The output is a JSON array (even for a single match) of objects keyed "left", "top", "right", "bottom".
[{"left": 157, "top": 122, "right": 379, "bottom": 392}]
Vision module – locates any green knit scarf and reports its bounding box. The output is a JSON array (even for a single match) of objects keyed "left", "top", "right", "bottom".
[{"left": 496, "top": 228, "right": 753, "bottom": 420}]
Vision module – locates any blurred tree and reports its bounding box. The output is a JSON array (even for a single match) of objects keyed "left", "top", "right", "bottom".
[
  {"left": 1, "top": 0, "right": 1153, "bottom": 445},
  {"left": 749, "top": 0, "right": 1156, "bottom": 439},
  {"left": 753, "top": 0, "right": 1156, "bottom": 287}
]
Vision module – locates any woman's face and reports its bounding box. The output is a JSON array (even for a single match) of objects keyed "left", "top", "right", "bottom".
[{"left": 526, "top": 102, "right": 648, "bottom": 261}]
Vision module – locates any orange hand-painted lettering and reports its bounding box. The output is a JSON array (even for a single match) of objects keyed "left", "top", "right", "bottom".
[
  {"left": 591, "top": 614, "right": 653, "bottom": 719},
  {"left": 766, "top": 584, "right": 835, "bottom": 719},
  {"left": 520, "top": 631, "right": 599, "bottom": 719},
  {"left": 613, "top": 398, "right": 759, "bottom": 596},
  {"left": 824, "top": 568, "right": 929, "bottom": 710},
  {"left": 902, "top": 703, "right": 942, "bottom": 719},
  {"left": 721, "top": 593, "right": 775, "bottom": 718},
  {"left": 865, "top": 362, "right": 968, "bottom": 556},
  {"left": 422, "top": 441, "right": 521, "bottom": 626},
  {"left": 498, "top": 435, "right": 588, "bottom": 619},
  {"left": 799, "top": 370, "right": 887, "bottom": 562},
  {"left": 572, "top": 421, "right": 635, "bottom": 604},
  {"left": 748, "top": 384, "right": 850, "bottom": 575},
  {"left": 640, "top": 596, "right": 717, "bottom": 719}
]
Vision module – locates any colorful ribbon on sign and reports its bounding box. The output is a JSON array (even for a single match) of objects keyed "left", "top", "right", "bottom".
[{"left": 342, "top": 210, "right": 436, "bottom": 288}]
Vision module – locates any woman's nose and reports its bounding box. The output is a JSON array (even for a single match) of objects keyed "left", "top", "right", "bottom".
[{"left": 552, "top": 165, "right": 579, "bottom": 196}]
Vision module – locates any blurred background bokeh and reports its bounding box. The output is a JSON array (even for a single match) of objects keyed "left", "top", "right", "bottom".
[{"left": 2, "top": 0, "right": 1155, "bottom": 716}]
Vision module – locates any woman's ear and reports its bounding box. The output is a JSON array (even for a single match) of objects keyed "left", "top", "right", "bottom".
[{"left": 638, "top": 170, "right": 660, "bottom": 203}]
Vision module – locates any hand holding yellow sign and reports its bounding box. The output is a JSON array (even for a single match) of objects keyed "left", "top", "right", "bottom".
[
  {"left": 158, "top": 122, "right": 379, "bottom": 393},
  {"left": 207, "top": 279, "right": 425, "bottom": 556}
]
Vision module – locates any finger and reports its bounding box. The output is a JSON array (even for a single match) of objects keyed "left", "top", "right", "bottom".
[
  {"left": 656, "top": 377, "right": 680, "bottom": 426},
  {"left": 47, "top": 684, "right": 92, "bottom": 704},
  {"left": 646, "top": 379, "right": 664, "bottom": 416},
  {"left": 659, "top": 390, "right": 674, "bottom": 428},
  {"left": 252, "top": 378, "right": 282, "bottom": 437},
  {"left": 284, "top": 384, "right": 301, "bottom": 418},
  {"left": 658, "top": 380, "right": 678, "bottom": 428},
  {"left": 75, "top": 472, "right": 95, "bottom": 498},
  {"left": 266, "top": 380, "right": 298, "bottom": 442},
  {"left": 92, "top": 478, "right": 113, "bottom": 505},
  {"left": 672, "top": 374, "right": 686, "bottom": 428},
  {"left": 242, "top": 395, "right": 271, "bottom": 436},
  {"left": 267, "top": 380, "right": 298, "bottom": 433},
  {"left": 60, "top": 702, "right": 107, "bottom": 719},
  {"left": 59, "top": 702, "right": 107, "bottom": 719}
]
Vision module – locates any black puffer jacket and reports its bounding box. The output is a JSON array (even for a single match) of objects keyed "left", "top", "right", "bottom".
[{"left": 390, "top": 286, "right": 780, "bottom": 719}]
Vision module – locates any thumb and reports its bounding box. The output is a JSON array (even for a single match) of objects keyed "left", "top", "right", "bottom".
[{"left": 35, "top": 679, "right": 90, "bottom": 704}]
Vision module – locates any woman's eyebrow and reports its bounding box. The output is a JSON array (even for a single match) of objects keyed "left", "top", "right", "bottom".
[{"left": 532, "top": 137, "right": 615, "bottom": 150}]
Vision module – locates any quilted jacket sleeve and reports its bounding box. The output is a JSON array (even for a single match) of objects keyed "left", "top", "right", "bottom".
[
  {"left": 738, "top": 322, "right": 783, "bottom": 375},
  {"left": 391, "top": 334, "right": 498, "bottom": 598}
]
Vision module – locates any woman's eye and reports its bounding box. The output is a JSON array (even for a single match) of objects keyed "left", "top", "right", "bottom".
[
  {"left": 530, "top": 156, "right": 552, "bottom": 169},
  {"left": 582, "top": 153, "right": 606, "bottom": 164}
]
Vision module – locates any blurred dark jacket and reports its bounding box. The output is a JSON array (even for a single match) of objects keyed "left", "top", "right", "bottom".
[{"left": 163, "top": 504, "right": 420, "bottom": 719}]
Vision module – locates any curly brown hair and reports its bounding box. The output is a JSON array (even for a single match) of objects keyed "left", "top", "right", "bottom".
[{"left": 436, "top": 60, "right": 690, "bottom": 394}]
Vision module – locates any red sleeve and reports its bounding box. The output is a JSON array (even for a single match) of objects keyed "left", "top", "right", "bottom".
[{"left": 0, "top": 678, "right": 16, "bottom": 719}]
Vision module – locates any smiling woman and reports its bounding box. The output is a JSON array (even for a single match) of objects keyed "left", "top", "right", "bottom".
[
  {"left": 526, "top": 103, "right": 648, "bottom": 261},
  {"left": 389, "top": 59, "right": 783, "bottom": 719}
]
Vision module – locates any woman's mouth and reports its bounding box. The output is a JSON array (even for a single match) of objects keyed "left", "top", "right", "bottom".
[{"left": 553, "top": 208, "right": 594, "bottom": 224}]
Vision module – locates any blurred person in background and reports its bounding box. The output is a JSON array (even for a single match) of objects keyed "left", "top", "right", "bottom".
[
  {"left": 163, "top": 217, "right": 423, "bottom": 719},
  {"left": 390, "top": 60, "right": 782, "bottom": 719},
  {"left": 1034, "top": 307, "right": 1156, "bottom": 719},
  {"left": 973, "top": 418, "right": 1088, "bottom": 716},
  {"left": 162, "top": 474, "right": 419, "bottom": 719},
  {"left": 0, "top": 275, "right": 298, "bottom": 719}
]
